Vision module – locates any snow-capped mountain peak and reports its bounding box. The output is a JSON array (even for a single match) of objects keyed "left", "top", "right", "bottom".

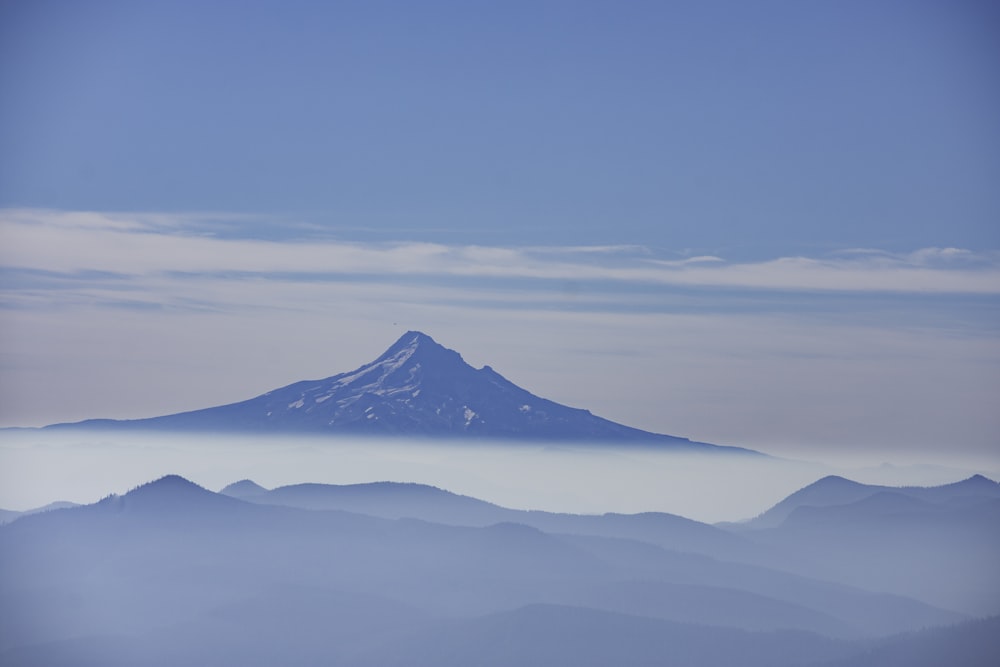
[{"left": 44, "top": 331, "right": 758, "bottom": 452}]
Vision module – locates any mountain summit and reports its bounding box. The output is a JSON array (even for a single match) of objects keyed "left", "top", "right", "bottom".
[{"left": 48, "top": 331, "right": 753, "bottom": 451}]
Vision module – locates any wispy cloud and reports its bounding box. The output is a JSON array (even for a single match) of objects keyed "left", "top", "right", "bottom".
[
  {"left": 2, "top": 209, "right": 998, "bottom": 296},
  {"left": 834, "top": 246, "right": 987, "bottom": 266}
]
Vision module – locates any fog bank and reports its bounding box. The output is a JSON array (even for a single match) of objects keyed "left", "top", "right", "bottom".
[{"left": 1, "top": 431, "right": 994, "bottom": 522}]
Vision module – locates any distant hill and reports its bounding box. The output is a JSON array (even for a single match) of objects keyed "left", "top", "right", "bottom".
[
  {"left": 0, "top": 501, "right": 79, "bottom": 525},
  {"left": 219, "top": 478, "right": 751, "bottom": 559},
  {"left": 725, "top": 474, "right": 1000, "bottom": 616},
  {"left": 1, "top": 473, "right": 970, "bottom": 667},
  {"left": 43, "top": 330, "right": 759, "bottom": 452},
  {"left": 742, "top": 474, "right": 1000, "bottom": 529}
]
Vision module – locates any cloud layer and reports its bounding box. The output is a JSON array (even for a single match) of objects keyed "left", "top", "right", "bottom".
[{"left": 3, "top": 209, "right": 999, "bottom": 297}]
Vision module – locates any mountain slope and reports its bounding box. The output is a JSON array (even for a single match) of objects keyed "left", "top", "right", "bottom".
[
  {"left": 46, "top": 331, "right": 756, "bottom": 450},
  {"left": 818, "top": 615, "right": 1000, "bottom": 667},
  {"left": 365, "top": 603, "right": 858, "bottom": 667}
]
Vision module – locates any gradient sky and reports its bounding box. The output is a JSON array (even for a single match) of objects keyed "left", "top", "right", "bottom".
[{"left": 1, "top": 0, "right": 998, "bottom": 462}]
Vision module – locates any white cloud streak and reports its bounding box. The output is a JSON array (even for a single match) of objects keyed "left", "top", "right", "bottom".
[{"left": 2, "top": 209, "right": 998, "bottom": 294}]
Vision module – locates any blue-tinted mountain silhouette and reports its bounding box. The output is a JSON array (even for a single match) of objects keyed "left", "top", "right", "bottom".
[
  {"left": 1, "top": 473, "right": 969, "bottom": 666},
  {"left": 220, "top": 478, "right": 752, "bottom": 558},
  {"left": 728, "top": 474, "right": 1000, "bottom": 616},
  {"left": 743, "top": 474, "right": 1000, "bottom": 529},
  {"left": 0, "top": 500, "right": 79, "bottom": 525},
  {"left": 46, "top": 330, "right": 756, "bottom": 451}
]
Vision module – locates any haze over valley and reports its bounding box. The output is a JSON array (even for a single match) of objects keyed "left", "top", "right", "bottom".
[{"left": 2, "top": 469, "right": 998, "bottom": 666}]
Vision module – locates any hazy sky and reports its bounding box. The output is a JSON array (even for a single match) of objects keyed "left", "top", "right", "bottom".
[{"left": 1, "top": 1, "right": 998, "bottom": 462}]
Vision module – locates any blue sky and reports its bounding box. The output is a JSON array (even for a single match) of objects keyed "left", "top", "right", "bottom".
[{"left": 1, "top": 1, "right": 998, "bottom": 461}]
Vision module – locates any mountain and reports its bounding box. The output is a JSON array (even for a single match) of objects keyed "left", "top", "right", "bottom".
[
  {"left": 219, "top": 479, "right": 269, "bottom": 499},
  {"left": 215, "top": 477, "right": 967, "bottom": 636},
  {"left": 220, "top": 479, "right": 752, "bottom": 558},
  {"left": 45, "top": 330, "right": 756, "bottom": 450},
  {"left": 0, "top": 501, "right": 79, "bottom": 525},
  {"left": 741, "top": 474, "right": 1000, "bottom": 529},
  {"left": 725, "top": 474, "right": 1000, "bottom": 616},
  {"left": 2, "top": 474, "right": 969, "bottom": 666},
  {"left": 222, "top": 479, "right": 512, "bottom": 525}
]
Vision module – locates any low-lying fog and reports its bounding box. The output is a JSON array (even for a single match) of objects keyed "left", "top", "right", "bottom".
[{"left": 1, "top": 431, "right": 996, "bottom": 522}]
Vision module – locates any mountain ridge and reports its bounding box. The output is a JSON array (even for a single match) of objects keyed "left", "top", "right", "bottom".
[
  {"left": 742, "top": 473, "right": 1000, "bottom": 529},
  {"left": 2, "top": 471, "right": 976, "bottom": 665},
  {"left": 217, "top": 477, "right": 750, "bottom": 558}
]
